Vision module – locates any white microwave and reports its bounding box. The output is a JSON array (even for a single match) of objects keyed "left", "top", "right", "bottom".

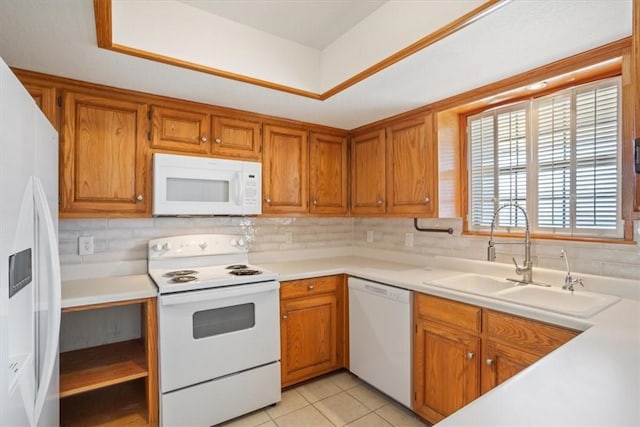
[{"left": 153, "top": 153, "right": 262, "bottom": 216}]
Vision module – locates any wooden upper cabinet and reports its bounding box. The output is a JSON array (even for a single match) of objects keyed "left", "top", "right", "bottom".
[
  {"left": 61, "top": 91, "right": 149, "bottom": 217},
  {"left": 24, "top": 83, "right": 57, "bottom": 129},
  {"left": 351, "top": 129, "right": 386, "bottom": 215},
  {"left": 309, "top": 132, "right": 348, "bottom": 215},
  {"left": 386, "top": 113, "right": 438, "bottom": 216},
  {"left": 262, "top": 124, "right": 308, "bottom": 214},
  {"left": 150, "top": 105, "right": 210, "bottom": 154},
  {"left": 211, "top": 115, "right": 262, "bottom": 160}
]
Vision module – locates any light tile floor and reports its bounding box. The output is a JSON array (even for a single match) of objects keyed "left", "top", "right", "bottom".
[{"left": 219, "top": 371, "right": 430, "bottom": 427}]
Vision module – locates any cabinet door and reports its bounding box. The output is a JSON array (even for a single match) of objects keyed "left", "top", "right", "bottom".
[
  {"left": 61, "top": 92, "right": 149, "bottom": 216},
  {"left": 413, "top": 320, "right": 480, "bottom": 424},
  {"left": 280, "top": 293, "right": 338, "bottom": 387},
  {"left": 481, "top": 339, "right": 541, "bottom": 394},
  {"left": 309, "top": 132, "right": 348, "bottom": 215},
  {"left": 386, "top": 114, "right": 438, "bottom": 216},
  {"left": 211, "top": 115, "right": 262, "bottom": 160},
  {"left": 24, "top": 83, "right": 57, "bottom": 129},
  {"left": 150, "top": 105, "right": 210, "bottom": 154},
  {"left": 351, "top": 129, "right": 386, "bottom": 214},
  {"left": 262, "top": 124, "right": 308, "bottom": 214}
]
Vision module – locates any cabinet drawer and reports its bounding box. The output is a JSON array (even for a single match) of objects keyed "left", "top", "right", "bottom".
[
  {"left": 485, "top": 310, "right": 579, "bottom": 355},
  {"left": 280, "top": 276, "right": 340, "bottom": 300},
  {"left": 415, "top": 293, "right": 481, "bottom": 334}
]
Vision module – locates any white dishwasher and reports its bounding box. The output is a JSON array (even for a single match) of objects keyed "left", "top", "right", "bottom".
[{"left": 348, "top": 277, "right": 411, "bottom": 408}]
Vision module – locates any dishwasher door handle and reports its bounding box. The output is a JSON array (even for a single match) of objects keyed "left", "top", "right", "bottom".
[{"left": 364, "top": 284, "right": 388, "bottom": 296}]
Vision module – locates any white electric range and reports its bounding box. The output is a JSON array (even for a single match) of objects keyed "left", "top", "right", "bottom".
[{"left": 148, "top": 234, "right": 281, "bottom": 427}]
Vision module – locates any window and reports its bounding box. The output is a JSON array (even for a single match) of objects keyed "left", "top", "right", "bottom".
[{"left": 467, "top": 77, "right": 622, "bottom": 238}]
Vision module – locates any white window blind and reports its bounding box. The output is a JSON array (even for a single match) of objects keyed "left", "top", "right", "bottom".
[{"left": 468, "top": 77, "right": 621, "bottom": 238}]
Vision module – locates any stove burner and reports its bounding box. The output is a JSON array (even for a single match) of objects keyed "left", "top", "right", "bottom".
[
  {"left": 229, "top": 269, "right": 262, "bottom": 276},
  {"left": 169, "top": 275, "right": 198, "bottom": 283},
  {"left": 226, "top": 264, "right": 249, "bottom": 270},
  {"left": 163, "top": 270, "right": 199, "bottom": 278}
]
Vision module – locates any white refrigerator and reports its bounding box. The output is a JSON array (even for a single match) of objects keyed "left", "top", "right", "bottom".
[{"left": 0, "top": 57, "right": 61, "bottom": 426}]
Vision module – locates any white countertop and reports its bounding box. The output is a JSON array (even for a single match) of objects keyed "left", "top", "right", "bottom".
[
  {"left": 257, "top": 255, "right": 640, "bottom": 427},
  {"left": 61, "top": 274, "right": 157, "bottom": 308}
]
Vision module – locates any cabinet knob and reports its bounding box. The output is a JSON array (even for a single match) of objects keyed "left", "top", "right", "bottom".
[
  {"left": 136, "top": 194, "right": 144, "bottom": 202},
  {"left": 308, "top": 284, "right": 315, "bottom": 290},
  {"left": 265, "top": 197, "right": 271, "bottom": 204},
  {"left": 313, "top": 199, "right": 318, "bottom": 206},
  {"left": 377, "top": 199, "right": 383, "bottom": 206},
  {"left": 282, "top": 314, "right": 288, "bottom": 320},
  {"left": 486, "top": 358, "right": 494, "bottom": 366},
  {"left": 200, "top": 136, "right": 208, "bottom": 143},
  {"left": 466, "top": 352, "right": 475, "bottom": 360},
  {"left": 424, "top": 196, "right": 430, "bottom": 204},
  {"left": 214, "top": 138, "right": 222, "bottom": 144}
]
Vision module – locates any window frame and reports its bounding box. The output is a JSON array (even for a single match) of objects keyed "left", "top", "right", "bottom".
[{"left": 466, "top": 77, "right": 623, "bottom": 239}]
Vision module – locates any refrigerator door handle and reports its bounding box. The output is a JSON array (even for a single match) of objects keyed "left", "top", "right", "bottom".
[{"left": 31, "top": 177, "right": 61, "bottom": 425}]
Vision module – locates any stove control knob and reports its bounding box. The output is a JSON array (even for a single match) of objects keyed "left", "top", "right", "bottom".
[
  {"left": 199, "top": 241, "right": 208, "bottom": 250},
  {"left": 162, "top": 242, "right": 171, "bottom": 251},
  {"left": 230, "top": 238, "right": 238, "bottom": 247},
  {"left": 152, "top": 243, "right": 163, "bottom": 252},
  {"left": 237, "top": 238, "right": 246, "bottom": 247}
]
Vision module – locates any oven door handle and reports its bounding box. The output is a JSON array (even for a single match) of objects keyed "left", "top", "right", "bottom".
[{"left": 160, "top": 281, "right": 279, "bottom": 306}]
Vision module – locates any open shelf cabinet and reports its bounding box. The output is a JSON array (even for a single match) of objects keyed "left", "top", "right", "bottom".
[{"left": 60, "top": 297, "right": 158, "bottom": 426}]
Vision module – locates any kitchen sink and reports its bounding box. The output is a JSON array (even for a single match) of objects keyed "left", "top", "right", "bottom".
[
  {"left": 426, "top": 274, "right": 516, "bottom": 295},
  {"left": 494, "top": 285, "right": 620, "bottom": 318}
]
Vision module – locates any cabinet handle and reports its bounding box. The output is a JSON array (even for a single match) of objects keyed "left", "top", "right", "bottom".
[
  {"left": 377, "top": 199, "right": 383, "bottom": 206},
  {"left": 308, "top": 284, "right": 315, "bottom": 290},
  {"left": 282, "top": 314, "right": 287, "bottom": 320},
  {"left": 466, "top": 352, "right": 475, "bottom": 360},
  {"left": 200, "top": 136, "right": 208, "bottom": 143},
  {"left": 424, "top": 196, "right": 430, "bottom": 204},
  {"left": 265, "top": 197, "right": 271, "bottom": 204},
  {"left": 136, "top": 195, "right": 144, "bottom": 202},
  {"left": 486, "top": 358, "right": 494, "bottom": 366},
  {"left": 214, "top": 138, "right": 222, "bottom": 144}
]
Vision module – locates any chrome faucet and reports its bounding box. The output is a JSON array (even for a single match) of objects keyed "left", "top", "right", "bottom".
[
  {"left": 561, "top": 249, "right": 584, "bottom": 292},
  {"left": 487, "top": 201, "right": 533, "bottom": 284}
]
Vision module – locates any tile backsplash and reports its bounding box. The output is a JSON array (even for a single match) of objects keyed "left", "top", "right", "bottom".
[{"left": 59, "top": 217, "right": 640, "bottom": 281}]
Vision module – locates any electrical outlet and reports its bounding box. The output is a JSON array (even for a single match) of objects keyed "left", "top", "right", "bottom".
[
  {"left": 366, "top": 230, "right": 374, "bottom": 243},
  {"left": 405, "top": 232, "right": 414, "bottom": 248},
  {"left": 284, "top": 231, "right": 293, "bottom": 245},
  {"left": 78, "top": 235, "right": 94, "bottom": 255}
]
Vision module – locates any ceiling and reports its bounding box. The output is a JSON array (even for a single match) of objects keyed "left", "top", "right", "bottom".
[
  {"left": 0, "top": 0, "right": 632, "bottom": 130},
  {"left": 178, "top": 0, "right": 387, "bottom": 50}
]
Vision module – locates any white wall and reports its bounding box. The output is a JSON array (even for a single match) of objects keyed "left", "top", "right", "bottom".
[{"left": 59, "top": 217, "right": 640, "bottom": 281}]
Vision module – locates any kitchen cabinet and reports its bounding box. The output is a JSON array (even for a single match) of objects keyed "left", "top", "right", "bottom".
[
  {"left": 351, "top": 129, "right": 386, "bottom": 215},
  {"left": 309, "top": 132, "right": 348, "bottom": 215},
  {"left": 351, "top": 113, "right": 438, "bottom": 217},
  {"left": 280, "top": 275, "right": 346, "bottom": 387},
  {"left": 481, "top": 310, "right": 579, "bottom": 393},
  {"left": 150, "top": 105, "right": 210, "bottom": 154},
  {"left": 59, "top": 297, "right": 158, "bottom": 427},
  {"left": 413, "top": 293, "right": 579, "bottom": 424},
  {"left": 386, "top": 114, "right": 437, "bottom": 216},
  {"left": 61, "top": 91, "right": 149, "bottom": 217},
  {"left": 633, "top": 0, "right": 640, "bottom": 215},
  {"left": 211, "top": 115, "right": 262, "bottom": 160},
  {"left": 262, "top": 124, "right": 309, "bottom": 214},
  {"left": 413, "top": 293, "right": 481, "bottom": 424}
]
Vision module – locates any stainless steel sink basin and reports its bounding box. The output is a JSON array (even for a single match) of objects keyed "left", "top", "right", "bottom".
[
  {"left": 427, "top": 274, "right": 516, "bottom": 295},
  {"left": 494, "top": 285, "right": 620, "bottom": 318}
]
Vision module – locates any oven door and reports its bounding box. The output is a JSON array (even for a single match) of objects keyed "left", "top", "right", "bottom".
[{"left": 158, "top": 281, "right": 280, "bottom": 393}]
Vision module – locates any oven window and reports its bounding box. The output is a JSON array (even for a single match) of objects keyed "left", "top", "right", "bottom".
[
  {"left": 166, "top": 177, "right": 230, "bottom": 202},
  {"left": 192, "top": 303, "right": 255, "bottom": 339}
]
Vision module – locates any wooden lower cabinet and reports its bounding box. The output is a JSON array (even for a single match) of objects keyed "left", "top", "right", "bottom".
[
  {"left": 60, "top": 298, "right": 158, "bottom": 426},
  {"left": 280, "top": 275, "right": 346, "bottom": 387},
  {"left": 413, "top": 293, "right": 579, "bottom": 424}
]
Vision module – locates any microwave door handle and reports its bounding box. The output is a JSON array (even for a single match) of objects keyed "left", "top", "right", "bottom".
[{"left": 235, "top": 171, "right": 243, "bottom": 205}]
